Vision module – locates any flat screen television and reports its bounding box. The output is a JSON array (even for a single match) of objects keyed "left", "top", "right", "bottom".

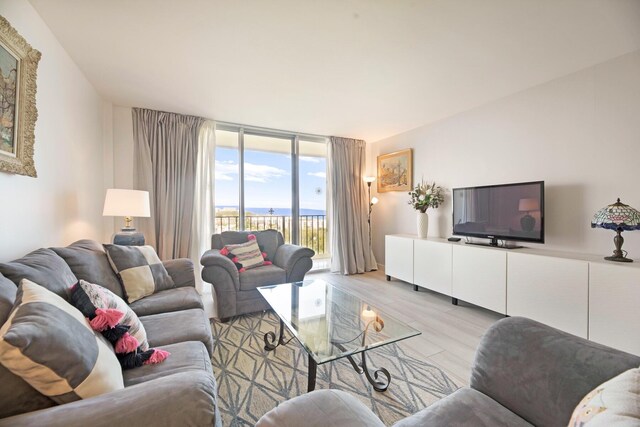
[{"left": 452, "top": 181, "right": 544, "bottom": 247}]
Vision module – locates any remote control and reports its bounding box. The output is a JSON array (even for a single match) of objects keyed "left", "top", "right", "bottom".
[{"left": 447, "top": 237, "right": 462, "bottom": 242}]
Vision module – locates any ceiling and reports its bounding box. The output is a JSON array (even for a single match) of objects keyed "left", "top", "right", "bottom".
[{"left": 29, "top": 0, "right": 640, "bottom": 142}]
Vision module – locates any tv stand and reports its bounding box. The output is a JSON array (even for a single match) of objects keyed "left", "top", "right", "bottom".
[{"left": 465, "top": 237, "right": 523, "bottom": 249}]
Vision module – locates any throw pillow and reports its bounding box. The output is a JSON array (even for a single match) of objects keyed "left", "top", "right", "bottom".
[
  {"left": 568, "top": 367, "right": 640, "bottom": 426},
  {"left": 104, "top": 244, "right": 174, "bottom": 303},
  {"left": 0, "top": 279, "right": 124, "bottom": 404},
  {"left": 71, "top": 280, "right": 149, "bottom": 351},
  {"left": 70, "top": 280, "right": 169, "bottom": 370},
  {"left": 221, "top": 234, "right": 273, "bottom": 272}
]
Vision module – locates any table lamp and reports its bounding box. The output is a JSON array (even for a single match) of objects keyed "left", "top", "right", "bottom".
[
  {"left": 103, "top": 189, "right": 150, "bottom": 246},
  {"left": 591, "top": 198, "right": 640, "bottom": 263},
  {"left": 518, "top": 198, "right": 539, "bottom": 232}
]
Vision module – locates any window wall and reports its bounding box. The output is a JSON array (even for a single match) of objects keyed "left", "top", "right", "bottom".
[{"left": 214, "top": 124, "right": 329, "bottom": 267}]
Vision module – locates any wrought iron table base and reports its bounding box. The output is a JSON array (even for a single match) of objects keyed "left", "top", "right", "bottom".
[{"left": 263, "top": 319, "right": 391, "bottom": 392}]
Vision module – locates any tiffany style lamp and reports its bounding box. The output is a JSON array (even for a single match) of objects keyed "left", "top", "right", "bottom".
[{"left": 591, "top": 198, "right": 640, "bottom": 262}]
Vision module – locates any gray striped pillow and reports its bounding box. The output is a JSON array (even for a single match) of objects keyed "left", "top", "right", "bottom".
[
  {"left": 0, "top": 279, "right": 124, "bottom": 403},
  {"left": 225, "top": 238, "right": 266, "bottom": 271}
]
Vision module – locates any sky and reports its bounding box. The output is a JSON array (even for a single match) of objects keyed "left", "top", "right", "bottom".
[{"left": 215, "top": 147, "right": 327, "bottom": 213}]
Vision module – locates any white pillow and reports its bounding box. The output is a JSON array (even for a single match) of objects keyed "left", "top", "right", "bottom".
[{"left": 568, "top": 367, "right": 640, "bottom": 426}]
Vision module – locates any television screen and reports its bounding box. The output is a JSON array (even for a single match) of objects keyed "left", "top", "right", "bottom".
[{"left": 453, "top": 181, "right": 544, "bottom": 243}]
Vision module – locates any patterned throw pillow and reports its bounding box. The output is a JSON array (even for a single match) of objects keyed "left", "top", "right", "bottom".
[
  {"left": 568, "top": 367, "right": 640, "bottom": 426},
  {"left": 70, "top": 280, "right": 169, "bottom": 370},
  {"left": 0, "top": 279, "right": 123, "bottom": 403},
  {"left": 221, "top": 234, "right": 272, "bottom": 272},
  {"left": 104, "top": 245, "right": 174, "bottom": 303}
]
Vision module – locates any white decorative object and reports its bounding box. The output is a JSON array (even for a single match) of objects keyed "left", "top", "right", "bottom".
[{"left": 417, "top": 212, "right": 429, "bottom": 238}]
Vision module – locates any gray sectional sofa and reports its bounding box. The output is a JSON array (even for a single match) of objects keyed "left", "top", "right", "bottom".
[
  {"left": 201, "top": 230, "right": 315, "bottom": 321},
  {"left": 0, "top": 239, "right": 219, "bottom": 427},
  {"left": 257, "top": 316, "right": 640, "bottom": 427}
]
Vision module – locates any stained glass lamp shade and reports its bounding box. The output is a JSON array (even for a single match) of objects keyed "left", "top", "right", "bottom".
[{"left": 591, "top": 198, "right": 640, "bottom": 262}]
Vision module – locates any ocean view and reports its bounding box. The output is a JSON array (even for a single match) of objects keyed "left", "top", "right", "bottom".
[{"left": 216, "top": 206, "right": 326, "bottom": 216}]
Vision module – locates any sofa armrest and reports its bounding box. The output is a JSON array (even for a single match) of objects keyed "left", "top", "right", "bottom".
[
  {"left": 470, "top": 316, "right": 640, "bottom": 427},
  {"left": 256, "top": 389, "right": 384, "bottom": 427},
  {"left": 0, "top": 371, "right": 220, "bottom": 427},
  {"left": 273, "top": 244, "right": 315, "bottom": 281},
  {"left": 163, "top": 258, "right": 195, "bottom": 288}
]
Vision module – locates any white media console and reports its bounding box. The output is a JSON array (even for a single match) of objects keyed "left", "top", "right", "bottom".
[{"left": 385, "top": 234, "right": 640, "bottom": 356}]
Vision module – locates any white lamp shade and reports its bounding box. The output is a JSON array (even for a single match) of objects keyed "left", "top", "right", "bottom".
[
  {"left": 364, "top": 176, "right": 376, "bottom": 183},
  {"left": 518, "top": 198, "right": 539, "bottom": 212},
  {"left": 103, "top": 189, "right": 150, "bottom": 217},
  {"left": 371, "top": 196, "right": 379, "bottom": 205}
]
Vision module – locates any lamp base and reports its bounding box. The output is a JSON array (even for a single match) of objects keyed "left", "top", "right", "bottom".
[
  {"left": 604, "top": 255, "right": 633, "bottom": 263},
  {"left": 112, "top": 230, "right": 145, "bottom": 246}
]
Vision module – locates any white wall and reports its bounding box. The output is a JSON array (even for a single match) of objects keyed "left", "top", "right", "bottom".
[
  {"left": 0, "top": 1, "right": 107, "bottom": 260},
  {"left": 368, "top": 50, "right": 640, "bottom": 264}
]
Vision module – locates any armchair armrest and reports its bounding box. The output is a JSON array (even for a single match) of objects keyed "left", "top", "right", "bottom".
[
  {"left": 201, "top": 250, "right": 239, "bottom": 280},
  {"left": 257, "top": 389, "right": 384, "bottom": 427},
  {"left": 273, "top": 244, "right": 315, "bottom": 281},
  {"left": 162, "top": 258, "right": 195, "bottom": 288},
  {"left": 0, "top": 371, "right": 220, "bottom": 427},
  {"left": 470, "top": 317, "right": 640, "bottom": 427}
]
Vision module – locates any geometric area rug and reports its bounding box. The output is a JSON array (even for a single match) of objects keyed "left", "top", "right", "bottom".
[{"left": 211, "top": 311, "right": 460, "bottom": 426}]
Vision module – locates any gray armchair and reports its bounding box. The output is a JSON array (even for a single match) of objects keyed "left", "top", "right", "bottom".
[
  {"left": 257, "top": 316, "right": 640, "bottom": 426},
  {"left": 201, "top": 230, "right": 315, "bottom": 321}
]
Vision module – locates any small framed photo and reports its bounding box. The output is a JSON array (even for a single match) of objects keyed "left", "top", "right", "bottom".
[{"left": 377, "top": 149, "right": 412, "bottom": 193}]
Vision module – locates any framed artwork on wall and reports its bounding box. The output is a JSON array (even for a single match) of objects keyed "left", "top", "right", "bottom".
[
  {"left": 377, "top": 148, "right": 412, "bottom": 193},
  {"left": 0, "top": 16, "right": 41, "bottom": 177}
]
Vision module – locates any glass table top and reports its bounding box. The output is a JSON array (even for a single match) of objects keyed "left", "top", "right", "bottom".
[{"left": 258, "top": 279, "right": 421, "bottom": 364}]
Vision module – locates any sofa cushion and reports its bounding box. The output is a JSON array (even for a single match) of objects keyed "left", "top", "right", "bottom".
[
  {"left": 52, "top": 239, "right": 124, "bottom": 298},
  {"left": 129, "top": 286, "right": 203, "bottom": 317},
  {"left": 104, "top": 244, "right": 174, "bottom": 303},
  {"left": 140, "top": 309, "right": 213, "bottom": 357},
  {"left": 0, "top": 248, "right": 77, "bottom": 300},
  {"left": 392, "top": 388, "right": 534, "bottom": 427},
  {"left": 0, "top": 274, "right": 56, "bottom": 419},
  {"left": 214, "top": 229, "right": 282, "bottom": 262},
  {"left": 568, "top": 367, "right": 640, "bottom": 426},
  {"left": 239, "top": 264, "right": 287, "bottom": 291},
  {"left": 123, "top": 341, "right": 211, "bottom": 387},
  {"left": 0, "top": 279, "right": 124, "bottom": 404},
  {"left": 0, "top": 274, "right": 15, "bottom": 325}
]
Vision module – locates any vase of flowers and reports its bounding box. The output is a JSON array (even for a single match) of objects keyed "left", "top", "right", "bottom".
[{"left": 408, "top": 180, "right": 445, "bottom": 238}]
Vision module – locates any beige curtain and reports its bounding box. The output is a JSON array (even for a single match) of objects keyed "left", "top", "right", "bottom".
[
  {"left": 329, "top": 137, "right": 377, "bottom": 274},
  {"left": 132, "top": 108, "right": 204, "bottom": 260},
  {"left": 190, "top": 121, "right": 216, "bottom": 292}
]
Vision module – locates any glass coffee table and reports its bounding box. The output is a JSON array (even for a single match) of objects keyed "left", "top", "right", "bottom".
[{"left": 257, "top": 279, "right": 420, "bottom": 393}]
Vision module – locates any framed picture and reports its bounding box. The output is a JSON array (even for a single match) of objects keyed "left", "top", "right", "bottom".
[
  {"left": 0, "top": 16, "right": 41, "bottom": 177},
  {"left": 377, "top": 149, "right": 412, "bottom": 193}
]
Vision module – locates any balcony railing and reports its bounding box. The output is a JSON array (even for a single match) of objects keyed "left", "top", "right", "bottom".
[{"left": 215, "top": 215, "right": 328, "bottom": 256}]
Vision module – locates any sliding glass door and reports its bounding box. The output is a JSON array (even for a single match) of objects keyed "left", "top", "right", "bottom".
[{"left": 214, "top": 124, "right": 328, "bottom": 269}]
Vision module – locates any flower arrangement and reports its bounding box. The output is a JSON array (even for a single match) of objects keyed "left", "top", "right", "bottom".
[{"left": 408, "top": 180, "right": 444, "bottom": 213}]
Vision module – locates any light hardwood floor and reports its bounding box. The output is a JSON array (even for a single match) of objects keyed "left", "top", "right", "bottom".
[{"left": 309, "top": 268, "right": 504, "bottom": 386}]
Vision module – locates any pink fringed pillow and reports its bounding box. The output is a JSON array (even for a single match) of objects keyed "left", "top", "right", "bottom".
[
  {"left": 221, "top": 234, "right": 273, "bottom": 272},
  {"left": 70, "top": 280, "right": 169, "bottom": 369}
]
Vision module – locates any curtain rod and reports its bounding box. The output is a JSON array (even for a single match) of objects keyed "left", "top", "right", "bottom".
[{"left": 215, "top": 120, "right": 328, "bottom": 140}]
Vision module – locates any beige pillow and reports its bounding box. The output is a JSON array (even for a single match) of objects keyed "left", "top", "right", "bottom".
[{"left": 568, "top": 367, "right": 640, "bottom": 426}]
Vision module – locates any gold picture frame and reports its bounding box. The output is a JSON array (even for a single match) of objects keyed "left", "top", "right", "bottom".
[
  {"left": 0, "top": 15, "right": 41, "bottom": 177},
  {"left": 377, "top": 148, "right": 412, "bottom": 193}
]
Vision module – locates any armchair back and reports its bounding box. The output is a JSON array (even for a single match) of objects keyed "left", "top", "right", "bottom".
[{"left": 211, "top": 230, "right": 284, "bottom": 262}]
